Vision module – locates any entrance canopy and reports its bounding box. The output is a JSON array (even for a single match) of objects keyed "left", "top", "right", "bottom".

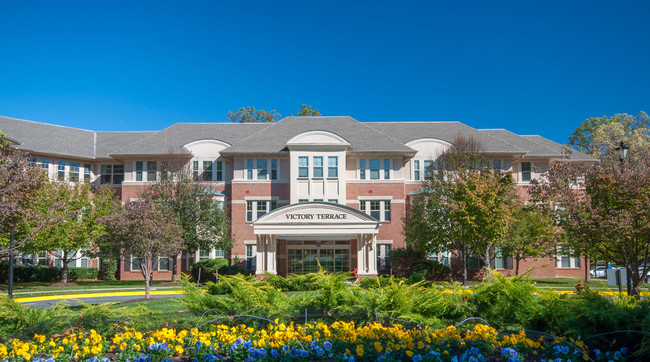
[{"left": 252, "top": 202, "right": 379, "bottom": 236}]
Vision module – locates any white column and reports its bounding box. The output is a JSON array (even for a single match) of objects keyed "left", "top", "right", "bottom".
[
  {"left": 267, "top": 235, "right": 277, "bottom": 275},
  {"left": 255, "top": 235, "right": 266, "bottom": 275},
  {"left": 356, "top": 234, "right": 378, "bottom": 276}
]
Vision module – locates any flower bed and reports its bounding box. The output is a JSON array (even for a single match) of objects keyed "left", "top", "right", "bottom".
[{"left": 0, "top": 321, "right": 630, "bottom": 362}]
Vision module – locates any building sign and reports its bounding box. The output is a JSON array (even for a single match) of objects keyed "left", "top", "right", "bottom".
[{"left": 285, "top": 213, "right": 347, "bottom": 220}]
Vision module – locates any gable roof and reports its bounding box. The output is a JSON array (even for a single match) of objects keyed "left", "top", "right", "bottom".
[
  {"left": 365, "top": 122, "right": 526, "bottom": 154},
  {"left": 110, "top": 122, "right": 269, "bottom": 157},
  {"left": 222, "top": 116, "right": 416, "bottom": 154},
  {"left": 0, "top": 116, "right": 96, "bottom": 159},
  {"left": 521, "top": 135, "right": 598, "bottom": 161}
]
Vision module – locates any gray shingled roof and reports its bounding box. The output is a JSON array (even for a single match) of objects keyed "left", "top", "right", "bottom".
[
  {"left": 479, "top": 129, "right": 560, "bottom": 156},
  {"left": 222, "top": 116, "right": 416, "bottom": 154},
  {"left": 0, "top": 116, "right": 96, "bottom": 159},
  {"left": 95, "top": 131, "right": 156, "bottom": 159},
  {"left": 365, "top": 122, "right": 526, "bottom": 154},
  {"left": 521, "top": 135, "right": 598, "bottom": 161},
  {"left": 110, "top": 123, "right": 270, "bottom": 156}
]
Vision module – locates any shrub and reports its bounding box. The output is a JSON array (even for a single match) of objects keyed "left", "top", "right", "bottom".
[
  {"left": 68, "top": 267, "right": 98, "bottom": 280},
  {"left": 0, "top": 262, "right": 62, "bottom": 283},
  {"left": 190, "top": 259, "right": 229, "bottom": 283},
  {"left": 100, "top": 258, "right": 118, "bottom": 280},
  {"left": 390, "top": 246, "right": 450, "bottom": 281}
]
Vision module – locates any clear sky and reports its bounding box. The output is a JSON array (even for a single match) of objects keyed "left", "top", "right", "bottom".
[{"left": 1, "top": 1, "right": 648, "bottom": 144}]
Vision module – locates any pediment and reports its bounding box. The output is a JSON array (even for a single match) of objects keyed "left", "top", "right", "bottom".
[
  {"left": 286, "top": 131, "right": 350, "bottom": 147},
  {"left": 254, "top": 202, "right": 377, "bottom": 225}
]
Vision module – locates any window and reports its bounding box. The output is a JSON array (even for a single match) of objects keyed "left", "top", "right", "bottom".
[
  {"left": 216, "top": 160, "right": 223, "bottom": 181},
  {"left": 257, "top": 159, "right": 267, "bottom": 180},
  {"left": 100, "top": 165, "right": 113, "bottom": 184},
  {"left": 384, "top": 159, "right": 390, "bottom": 179},
  {"left": 83, "top": 164, "right": 91, "bottom": 182},
  {"left": 298, "top": 199, "right": 308, "bottom": 203},
  {"left": 377, "top": 244, "right": 391, "bottom": 271},
  {"left": 556, "top": 247, "right": 581, "bottom": 268},
  {"left": 41, "top": 159, "right": 49, "bottom": 177},
  {"left": 492, "top": 159, "right": 502, "bottom": 170},
  {"left": 359, "top": 200, "right": 391, "bottom": 221},
  {"left": 246, "top": 245, "right": 256, "bottom": 271},
  {"left": 246, "top": 200, "right": 278, "bottom": 222},
  {"left": 360, "top": 159, "right": 391, "bottom": 180},
  {"left": 521, "top": 162, "right": 531, "bottom": 183},
  {"left": 113, "top": 165, "right": 124, "bottom": 184},
  {"left": 424, "top": 160, "right": 434, "bottom": 179},
  {"left": 57, "top": 161, "right": 66, "bottom": 181},
  {"left": 202, "top": 161, "right": 213, "bottom": 181},
  {"left": 158, "top": 257, "right": 170, "bottom": 271},
  {"left": 29, "top": 157, "right": 37, "bottom": 166},
  {"left": 136, "top": 161, "right": 143, "bottom": 181},
  {"left": 192, "top": 161, "right": 199, "bottom": 181},
  {"left": 413, "top": 160, "right": 420, "bottom": 180},
  {"left": 130, "top": 256, "right": 141, "bottom": 271},
  {"left": 328, "top": 199, "right": 338, "bottom": 203},
  {"left": 246, "top": 158, "right": 278, "bottom": 180},
  {"left": 199, "top": 249, "right": 211, "bottom": 261},
  {"left": 494, "top": 247, "right": 513, "bottom": 269},
  {"left": 359, "top": 159, "right": 366, "bottom": 179},
  {"left": 313, "top": 156, "right": 323, "bottom": 177},
  {"left": 101, "top": 165, "right": 113, "bottom": 184},
  {"left": 369, "top": 159, "right": 380, "bottom": 179},
  {"left": 147, "top": 161, "right": 157, "bottom": 181},
  {"left": 68, "top": 162, "right": 80, "bottom": 182},
  {"left": 328, "top": 156, "right": 338, "bottom": 177},
  {"left": 246, "top": 159, "right": 254, "bottom": 180},
  {"left": 298, "top": 157, "right": 309, "bottom": 177}
]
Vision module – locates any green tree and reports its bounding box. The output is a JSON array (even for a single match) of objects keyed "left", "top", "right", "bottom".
[
  {"left": 0, "top": 133, "right": 54, "bottom": 257},
  {"left": 502, "top": 206, "right": 554, "bottom": 275},
  {"left": 404, "top": 135, "right": 518, "bottom": 285},
  {"left": 25, "top": 182, "right": 115, "bottom": 283},
  {"left": 101, "top": 197, "right": 183, "bottom": 298},
  {"left": 530, "top": 155, "right": 650, "bottom": 295},
  {"left": 568, "top": 112, "right": 649, "bottom": 162},
  {"left": 143, "top": 177, "right": 232, "bottom": 281},
  {"left": 228, "top": 106, "right": 281, "bottom": 123},
  {"left": 296, "top": 104, "right": 320, "bottom": 116}
]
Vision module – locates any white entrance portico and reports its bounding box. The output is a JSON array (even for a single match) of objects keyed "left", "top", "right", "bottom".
[{"left": 252, "top": 202, "right": 380, "bottom": 276}]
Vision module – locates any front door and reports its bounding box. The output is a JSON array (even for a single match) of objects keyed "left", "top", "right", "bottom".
[{"left": 287, "top": 240, "right": 350, "bottom": 274}]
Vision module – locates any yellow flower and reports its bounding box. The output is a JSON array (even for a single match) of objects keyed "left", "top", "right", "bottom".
[
  {"left": 406, "top": 350, "right": 414, "bottom": 357},
  {"left": 175, "top": 345, "right": 184, "bottom": 354},
  {"left": 356, "top": 345, "right": 364, "bottom": 357},
  {"left": 374, "top": 342, "right": 383, "bottom": 353}
]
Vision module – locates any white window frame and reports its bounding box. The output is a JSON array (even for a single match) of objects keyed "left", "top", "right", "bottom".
[
  {"left": 521, "top": 162, "right": 532, "bottom": 183},
  {"left": 359, "top": 200, "right": 391, "bottom": 221},
  {"left": 556, "top": 246, "right": 581, "bottom": 269},
  {"left": 246, "top": 158, "right": 279, "bottom": 180},
  {"left": 359, "top": 159, "right": 392, "bottom": 180},
  {"left": 100, "top": 164, "right": 125, "bottom": 185},
  {"left": 246, "top": 200, "right": 279, "bottom": 222}
]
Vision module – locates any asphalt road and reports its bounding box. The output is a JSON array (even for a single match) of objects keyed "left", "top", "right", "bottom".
[{"left": 15, "top": 290, "right": 183, "bottom": 309}]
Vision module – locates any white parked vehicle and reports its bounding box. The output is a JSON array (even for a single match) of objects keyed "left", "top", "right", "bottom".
[{"left": 590, "top": 266, "right": 607, "bottom": 278}]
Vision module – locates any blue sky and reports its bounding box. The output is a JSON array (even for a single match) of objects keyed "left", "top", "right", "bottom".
[{"left": 0, "top": 1, "right": 648, "bottom": 144}]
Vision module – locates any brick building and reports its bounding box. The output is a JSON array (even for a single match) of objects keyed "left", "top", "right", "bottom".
[{"left": 1, "top": 115, "right": 597, "bottom": 280}]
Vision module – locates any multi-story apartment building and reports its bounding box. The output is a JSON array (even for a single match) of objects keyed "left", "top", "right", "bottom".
[{"left": 1, "top": 115, "right": 597, "bottom": 280}]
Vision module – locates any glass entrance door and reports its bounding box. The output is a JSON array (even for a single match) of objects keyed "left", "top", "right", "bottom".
[{"left": 288, "top": 246, "right": 349, "bottom": 274}]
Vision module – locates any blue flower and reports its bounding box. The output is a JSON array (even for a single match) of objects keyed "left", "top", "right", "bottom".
[
  {"left": 310, "top": 341, "right": 319, "bottom": 350},
  {"left": 470, "top": 347, "right": 479, "bottom": 356},
  {"left": 323, "top": 341, "right": 332, "bottom": 351},
  {"left": 554, "top": 359, "right": 562, "bottom": 362},
  {"left": 451, "top": 356, "right": 459, "bottom": 362},
  {"left": 412, "top": 354, "right": 423, "bottom": 362},
  {"left": 507, "top": 358, "right": 520, "bottom": 362},
  {"left": 378, "top": 356, "right": 386, "bottom": 362},
  {"left": 289, "top": 348, "right": 298, "bottom": 357},
  {"left": 243, "top": 340, "right": 253, "bottom": 349},
  {"left": 244, "top": 358, "right": 253, "bottom": 362},
  {"left": 429, "top": 350, "right": 441, "bottom": 356},
  {"left": 271, "top": 349, "right": 278, "bottom": 358},
  {"left": 553, "top": 345, "right": 562, "bottom": 354},
  {"left": 594, "top": 349, "right": 601, "bottom": 356},
  {"left": 196, "top": 341, "right": 203, "bottom": 349},
  {"left": 348, "top": 357, "right": 355, "bottom": 362},
  {"left": 300, "top": 349, "right": 309, "bottom": 358},
  {"left": 258, "top": 349, "right": 267, "bottom": 357},
  {"left": 561, "top": 346, "right": 569, "bottom": 354},
  {"left": 316, "top": 348, "right": 324, "bottom": 356},
  {"left": 234, "top": 337, "right": 243, "bottom": 347},
  {"left": 283, "top": 345, "right": 289, "bottom": 353},
  {"left": 248, "top": 347, "right": 258, "bottom": 358},
  {"left": 161, "top": 359, "right": 172, "bottom": 362},
  {"left": 620, "top": 347, "right": 628, "bottom": 355}
]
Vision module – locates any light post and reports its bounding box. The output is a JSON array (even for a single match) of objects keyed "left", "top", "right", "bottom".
[{"left": 614, "top": 141, "right": 633, "bottom": 295}]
